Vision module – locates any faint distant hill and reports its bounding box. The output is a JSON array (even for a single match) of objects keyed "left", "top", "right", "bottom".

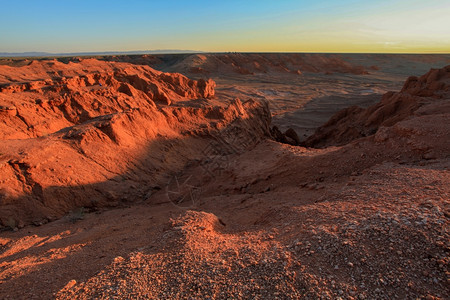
[{"left": 0, "top": 50, "right": 203, "bottom": 58}]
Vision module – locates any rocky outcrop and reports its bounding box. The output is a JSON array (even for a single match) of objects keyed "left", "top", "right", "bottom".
[
  {"left": 303, "top": 65, "right": 450, "bottom": 148},
  {"left": 0, "top": 59, "right": 216, "bottom": 140},
  {"left": 0, "top": 59, "right": 270, "bottom": 228},
  {"left": 270, "top": 126, "right": 300, "bottom": 146}
]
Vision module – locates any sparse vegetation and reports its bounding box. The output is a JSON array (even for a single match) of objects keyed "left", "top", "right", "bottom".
[
  {"left": 68, "top": 207, "right": 85, "bottom": 223},
  {"left": 6, "top": 217, "right": 16, "bottom": 231}
]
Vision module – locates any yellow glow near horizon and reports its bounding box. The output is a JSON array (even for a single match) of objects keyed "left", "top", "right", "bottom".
[
  {"left": 194, "top": 3, "right": 450, "bottom": 54},
  {"left": 0, "top": 0, "right": 449, "bottom": 54}
]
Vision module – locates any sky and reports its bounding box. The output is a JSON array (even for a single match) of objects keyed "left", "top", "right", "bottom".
[{"left": 0, "top": 0, "right": 449, "bottom": 54}]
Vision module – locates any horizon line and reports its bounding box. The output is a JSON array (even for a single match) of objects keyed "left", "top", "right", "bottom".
[{"left": 0, "top": 49, "right": 449, "bottom": 59}]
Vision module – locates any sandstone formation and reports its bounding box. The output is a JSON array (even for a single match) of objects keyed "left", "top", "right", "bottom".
[
  {"left": 0, "top": 59, "right": 270, "bottom": 227},
  {"left": 0, "top": 59, "right": 216, "bottom": 140},
  {"left": 303, "top": 65, "right": 450, "bottom": 148}
]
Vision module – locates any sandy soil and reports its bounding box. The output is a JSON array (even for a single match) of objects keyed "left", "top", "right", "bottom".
[{"left": 0, "top": 54, "right": 449, "bottom": 299}]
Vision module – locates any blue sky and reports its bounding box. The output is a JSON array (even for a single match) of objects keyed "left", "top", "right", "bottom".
[{"left": 0, "top": 0, "right": 449, "bottom": 53}]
